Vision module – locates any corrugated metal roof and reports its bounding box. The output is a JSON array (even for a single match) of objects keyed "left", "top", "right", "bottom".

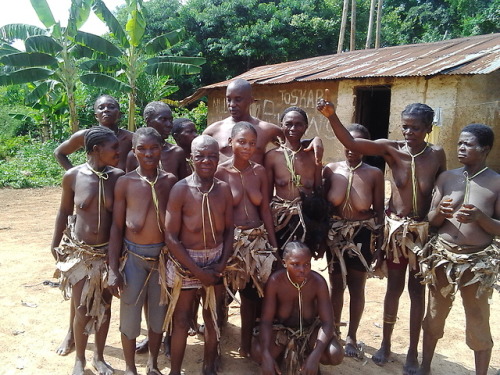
[{"left": 182, "top": 33, "right": 500, "bottom": 105}]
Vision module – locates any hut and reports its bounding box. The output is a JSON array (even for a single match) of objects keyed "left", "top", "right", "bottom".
[{"left": 184, "top": 33, "right": 500, "bottom": 170}]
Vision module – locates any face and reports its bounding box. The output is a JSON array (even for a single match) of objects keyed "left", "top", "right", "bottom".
[
  {"left": 192, "top": 143, "right": 219, "bottom": 179},
  {"left": 401, "top": 116, "right": 431, "bottom": 146},
  {"left": 281, "top": 111, "right": 307, "bottom": 142},
  {"left": 345, "top": 130, "right": 365, "bottom": 163},
  {"left": 94, "top": 97, "right": 120, "bottom": 127},
  {"left": 175, "top": 122, "right": 198, "bottom": 149},
  {"left": 457, "top": 132, "right": 488, "bottom": 165},
  {"left": 229, "top": 128, "right": 257, "bottom": 161},
  {"left": 96, "top": 136, "right": 120, "bottom": 167},
  {"left": 226, "top": 85, "right": 253, "bottom": 121},
  {"left": 284, "top": 248, "right": 312, "bottom": 284},
  {"left": 148, "top": 108, "right": 173, "bottom": 140},
  {"left": 134, "top": 135, "right": 162, "bottom": 169}
]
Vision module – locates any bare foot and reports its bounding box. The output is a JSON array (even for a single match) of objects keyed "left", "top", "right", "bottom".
[
  {"left": 146, "top": 366, "right": 163, "bottom": 375},
  {"left": 91, "top": 357, "right": 114, "bottom": 375},
  {"left": 237, "top": 347, "right": 250, "bottom": 358},
  {"left": 372, "top": 344, "right": 391, "bottom": 365},
  {"left": 136, "top": 336, "right": 149, "bottom": 354},
  {"left": 403, "top": 352, "right": 420, "bottom": 375},
  {"left": 344, "top": 337, "right": 363, "bottom": 359},
  {"left": 124, "top": 368, "right": 138, "bottom": 375},
  {"left": 56, "top": 330, "right": 75, "bottom": 356},
  {"left": 71, "top": 358, "right": 85, "bottom": 375},
  {"left": 415, "top": 367, "right": 431, "bottom": 375}
]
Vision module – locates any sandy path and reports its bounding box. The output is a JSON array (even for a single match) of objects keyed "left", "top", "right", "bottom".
[{"left": 0, "top": 187, "right": 498, "bottom": 375}]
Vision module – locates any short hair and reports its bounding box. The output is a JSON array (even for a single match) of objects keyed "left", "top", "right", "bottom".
[
  {"left": 192, "top": 134, "right": 219, "bottom": 153},
  {"left": 461, "top": 123, "right": 494, "bottom": 149},
  {"left": 143, "top": 101, "right": 171, "bottom": 123},
  {"left": 231, "top": 121, "right": 257, "bottom": 138},
  {"left": 347, "top": 123, "right": 371, "bottom": 139},
  {"left": 172, "top": 118, "right": 194, "bottom": 136},
  {"left": 84, "top": 126, "right": 117, "bottom": 154},
  {"left": 280, "top": 106, "right": 308, "bottom": 125},
  {"left": 283, "top": 241, "right": 311, "bottom": 260},
  {"left": 401, "top": 103, "right": 434, "bottom": 127},
  {"left": 93, "top": 95, "right": 120, "bottom": 112},
  {"left": 132, "top": 127, "right": 163, "bottom": 148},
  {"left": 227, "top": 78, "right": 252, "bottom": 93}
]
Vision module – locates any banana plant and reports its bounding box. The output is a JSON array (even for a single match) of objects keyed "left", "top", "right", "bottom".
[
  {"left": 86, "top": 0, "right": 205, "bottom": 130},
  {"left": 0, "top": 0, "right": 120, "bottom": 133}
]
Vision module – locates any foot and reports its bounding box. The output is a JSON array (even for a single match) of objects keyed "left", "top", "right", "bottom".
[
  {"left": 372, "top": 345, "right": 391, "bottom": 365},
  {"left": 237, "top": 347, "right": 250, "bottom": 358},
  {"left": 415, "top": 367, "right": 431, "bottom": 375},
  {"left": 146, "top": 365, "right": 163, "bottom": 375},
  {"left": 124, "top": 368, "right": 138, "bottom": 375},
  {"left": 136, "top": 337, "right": 149, "bottom": 354},
  {"left": 91, "top": 357, "right": 114, "bottom": 375},
  {"left": 72, "top": 358, "right": 85, "bottom": 375},
  {"left": 56, "top": 331, "right": 75, "bottom": 356},
  {"left": 403, "top": 353, "right": 420, "bottom": 375},
  {"left": 344, "top": 337, "right": 363, "bottom": 359}
]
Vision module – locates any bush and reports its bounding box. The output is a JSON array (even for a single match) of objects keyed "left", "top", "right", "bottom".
[{"left": 0, "top": 140, "right": 85, "bottom": 188}]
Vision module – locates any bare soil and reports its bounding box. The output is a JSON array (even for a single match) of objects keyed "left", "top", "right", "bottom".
[{"left": 0, "top": 187, "right": 498, "bottom": 375}]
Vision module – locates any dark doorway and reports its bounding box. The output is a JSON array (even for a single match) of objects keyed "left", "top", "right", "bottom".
[{"left": 354, "top": 86, "right": 391, "bottom": 172}]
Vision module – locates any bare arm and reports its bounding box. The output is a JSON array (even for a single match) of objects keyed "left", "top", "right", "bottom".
[
  {"left": 259, "top": 274, "right": 281, "bottom": 375},
  {"left": 428, "top": 174, "right": 452, "bottom": 228},
  {"left": 264, "top": 151, "right": 275, "bottom": 200},
  {"left": 213, "top": 183, "right": 234, "bottom": 272},
  {"left": 258, "top": 167, "right": 279, "bottom": 249},
  {"left": 54, "top": 130, "right": 86, "bottom": 170},
  {"left": 51, "top": 172, "right": 75, "bottom": 259},
  {"left": 302, "top": 137, "right": 324, "bottom": 166},
  {"left": 107, "top": 177, "right": 127, "bottom": 296}
]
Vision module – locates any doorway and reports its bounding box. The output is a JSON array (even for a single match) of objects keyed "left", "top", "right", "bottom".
[{"left": 354, "top": 86, "right": 391, "bottom": 172}]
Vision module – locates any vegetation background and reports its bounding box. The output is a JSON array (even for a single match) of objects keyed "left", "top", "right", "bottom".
[{"left": 0, "top": 0, "right": 498, "bottom": 188}]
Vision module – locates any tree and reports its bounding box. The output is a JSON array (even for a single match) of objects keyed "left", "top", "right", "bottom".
[
  {"left": 82, "top": 0, "right": 205, "bottom": 130},
  {"left": 0, "top": 0, "right": 118, "bottom": 133}
]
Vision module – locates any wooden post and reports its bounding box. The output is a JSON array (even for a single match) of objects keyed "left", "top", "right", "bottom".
[
  {"left": 375, "top": 0, "right": 383, "bottom": 48},
  {"left": 350, "top": 0, "right": 357, "bottom": 51},
  {"left": 366, "top": 0, "right": 376, "bottom": 49},
  {"left": 338, "top": 0, "right": 349, "bottom": 53}
]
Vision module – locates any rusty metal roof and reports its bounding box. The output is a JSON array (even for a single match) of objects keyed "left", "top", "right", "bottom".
[{"left": 182, "top": 33, "right": 499, "bottom": 105}]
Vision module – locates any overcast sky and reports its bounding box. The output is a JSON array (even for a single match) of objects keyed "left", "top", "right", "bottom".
[{"left": 0, "top": 0, "right": 125, "bottom": 35}]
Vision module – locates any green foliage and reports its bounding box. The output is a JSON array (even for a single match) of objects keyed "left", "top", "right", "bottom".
[
  {"left": 0, "top": 139, "right": 85, "bottom": 188},
  {"left": 173, "top": 101, "right": 208, "bottom": 133}
]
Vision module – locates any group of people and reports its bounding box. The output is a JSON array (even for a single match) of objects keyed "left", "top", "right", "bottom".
[{"left": 49, "top": 79, "right": 499, "bottom": 375}]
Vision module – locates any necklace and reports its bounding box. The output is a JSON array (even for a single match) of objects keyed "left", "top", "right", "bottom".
[
  {"left": 462, "top": 166, "right": 488, "bottom": 205},
  {"left": 405, "top": 142, "right": 428, "bottom": 217},
  {"left": 86, "top": 163, "right": 109, "bottom": 237},
  {"left": 342, "top": 160, "right": 363, "bottom": 214},
  {"left": 286, "top": 270, "right": 307, "bottom": 335},
  {"left": 195, "top": 178, "right": 217, "bottom": 249},
  {"left": 282, "top": 144, "right": 303, "bottom": 188},
  {"left": 136, "top": 168, "right": 162, "bottom": 233}
]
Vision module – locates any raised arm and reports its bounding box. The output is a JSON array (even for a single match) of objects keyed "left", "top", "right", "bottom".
[
  {"left": 107, "top": 177, "right": 127, "bottom": 297},
  {"left": 316, "top": 90, "right": 391, "bottom": 157},
  {"left": 54, "top": 130, "right": 86, "bottom": 170},
  {"left": 51, "top": 172, "right": 75, "bottom": 259}
]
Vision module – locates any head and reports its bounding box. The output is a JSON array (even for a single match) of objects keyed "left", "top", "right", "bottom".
[
  {"left": 132, "top": 127, "right": 163, "bottom": 169},
  {"left": 282, "top": 241, "right": 312, "bottom": 284},
  {"left": 143, "top": 101, "right": 173, "bottom": 140},
  {"left": 172, "top": 118, "right": 198, "bottom": 152},
  {"left": 345, "top": 123, "right": 370, "bottom": 162},
  {"left": 191, "top": 135, "right": 220, "bottom": 179},
  {"left": 226, "top": 79, "right": 254, "bottom": 121},
  {"left": 400, "top": 103, "right": 434, "bottom": 145},
  {"left": 94, "top": 95, "right": 121, "bottom": 128},
  {"left": 229, "top": 121, "right": 258, "bottom": 162},
  {"left": 457, "top": 123, "right": 494, "bottom": 165},
  {"left": 280, "top": 106, "right": 308, "bottom": 143},
  {"left": 84, "top": 126, "right": 120, "bottom": 167}
]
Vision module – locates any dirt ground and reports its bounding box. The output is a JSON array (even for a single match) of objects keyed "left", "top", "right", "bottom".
[{"left": 0, "top": 187, "right": 498, "bottom": 375}]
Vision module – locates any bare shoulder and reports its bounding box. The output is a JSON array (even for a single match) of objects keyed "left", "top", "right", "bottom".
[
  {"left": 108, "top": 166, "right": 125, "bottom": 178},
  {"left": 484, "top": 168, "right": 500, "bottom": 191},
  {"left": 120, "top": 128, "right": 134, "bottom": 140},
  {"left": 252, "top": 162, "right": 266, "bottom": 175},
  {"left": 307, "top": 270, "right": 329, "bottom": 290},
  {"left": 325, "top": 161, "right": 342, "bottom": 172},
  {"left": 362, "top": 162, "right": 384, "bottom": 177},
  {"left": 203, "top": 119, "right": 226, "bottom": 135}
]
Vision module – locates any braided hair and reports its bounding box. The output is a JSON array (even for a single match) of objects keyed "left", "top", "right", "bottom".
[
  {"left": 93, "top": 95, "right": 120, "bottom": 112},
  {"left": 401, "top": 103, "right": 434, "bottom": 127},
  {"left": 283, "top": 241, "right": 312, "bottom": 260},
  {"left": 143, "top": 101, "right": 171, "bottom": 123},
  {"left": 133, "top": 127, "right": 163, "bottom": 148},
  {"left": 280, "top": 106, "right": 309, "bottom": 125},
  {"left": 84, "top": 126, "right": 117, "bottom": 154},
  {"left": 231, "top": 121, "right": 257, "bottom": 138}
]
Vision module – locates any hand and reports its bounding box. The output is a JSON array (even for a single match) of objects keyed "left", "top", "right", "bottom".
[
  {"left": 107, "top": 268, "right": 123, "bottom": 298},
  {"left": 301, "top": 353, "right": 320, "bottom": 375},
  {"left": 439, "top": 197, "right": 455, "bottom": 218},
  {"left": 316, "top": 89, "right": 335, "bottom": 118},
  {"left": 455, "top": 203, "right": 483, "bottom": 224},
  {"left": 197, "top": 268, "right": 221, "bottom": 287},
  {"left": 209, "top": 262, "right": 225, "bottom": 276},
  {"left": 303, "top": 137, "right": 323, "bottom": 166}
]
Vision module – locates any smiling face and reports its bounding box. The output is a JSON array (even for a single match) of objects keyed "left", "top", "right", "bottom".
[
  {"left": 134, "top": 134, "right": 162, "bottom": 169},
  {"left": 230, "top": 128, "right": 257, "bottom": 162},
  {"left": 281, "top": 111, "right": 308, "bottom": 143},
  {"left": 192, "top": 139, "right": 219, "bottom": 179},
  {"left": 283, "top": 245, "right": 312, "bottom": 284},
  {"left": 94, "top": 96, "right": 120, "bottom": 128},
  {"left": 147, "top": 108, "right": 173, "bottom": 140},
  {"left": 401, "top": 115, "right": 431, "bottom": 147}
]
